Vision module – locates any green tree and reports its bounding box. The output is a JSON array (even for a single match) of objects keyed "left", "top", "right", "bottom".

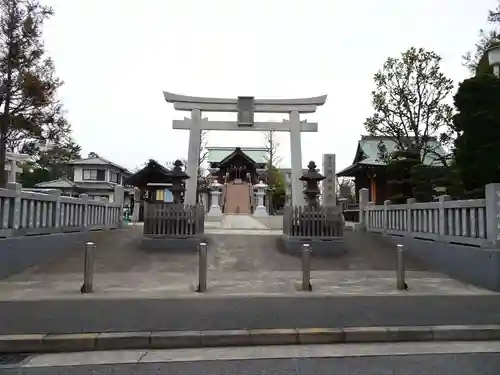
[
  {"left": 267, "top": 166, "right": 286, "bottom": 210},
  {"left": 18, "top": 138, "right": 81, "bottom": 187},
  {"left": 0, "top": 0, "right": 71, "bottom": 187},
  {"left": 364, "top": 47, "right": 455, "bottom": 165},
  {"left": 452, "top": 74, "right": 500, "bottom": 198},
  {"left": 386, "top": 148, "right": 421, "bottom": 204}
]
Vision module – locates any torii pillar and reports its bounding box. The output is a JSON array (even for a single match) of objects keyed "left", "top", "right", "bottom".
[{"left": 163, "top": 92, "right": 327, "bottom": 206}]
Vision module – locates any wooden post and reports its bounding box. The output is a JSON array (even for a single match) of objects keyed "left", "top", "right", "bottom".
[{"left": 485, "top": 184, "right": 500, "bottom": 246}]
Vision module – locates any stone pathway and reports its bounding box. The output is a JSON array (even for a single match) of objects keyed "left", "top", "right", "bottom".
[
  {"left": 0, "top": 270, "right": 492, "bottom": 300},
  {"left": 221, "top": 214, "right": 268, "bottom": 229},
  {"left": 0, "top": 225, "right": 494, "bottom": 299}
]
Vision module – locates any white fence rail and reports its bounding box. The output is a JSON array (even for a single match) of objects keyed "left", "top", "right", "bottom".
[
  {"left": 0, "top": 183, "right": 124, "bottom": 238},
  {"left": 358, "top": 183, "right": 500, "bottom": 247}
]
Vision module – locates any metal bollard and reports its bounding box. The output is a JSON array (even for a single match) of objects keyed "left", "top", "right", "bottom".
[
  {"left": 197, "top": 242, "right": 208, "bottom": 293},
  {"left": 82, "top": 242, "right": 95, "bottom": 293},
  {"left": 301, "top": 243, "right": 312, "bottom": 291},
  {"left": 396, "top": 244, "right": 406, "bottom": 290}
]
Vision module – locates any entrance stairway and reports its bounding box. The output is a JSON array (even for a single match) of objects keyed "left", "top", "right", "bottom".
[{"left": 224, "top": 181, "right": 251, "bottom": 214}]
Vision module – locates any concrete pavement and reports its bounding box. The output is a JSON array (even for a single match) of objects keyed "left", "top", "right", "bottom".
[
  {"left": 1, "top": 225, "right": 490, "bottom": 299},
  {"left": 1, "top": 295, "right": 500, "bottom": 335},
  {"left": 4, "top": 342, "right": 500, "bottom": 374}
]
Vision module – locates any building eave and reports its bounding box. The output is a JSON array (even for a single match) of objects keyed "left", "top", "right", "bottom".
[{"left": 337, "top": 162, "right": 385, "bottom": 177}]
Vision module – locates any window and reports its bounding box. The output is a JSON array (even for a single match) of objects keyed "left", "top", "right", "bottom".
[
  {"left": 109, "top": 171, "right": 120, "bottom": 183},
  {"left": 83, "top": 169, "right": 106, "bottom": 181},
  {"left": 96, "top": 169, "right": 106, "bottom": 181},
  {"left": 83, "top": 169, "right": 97, "bottom": 180}
]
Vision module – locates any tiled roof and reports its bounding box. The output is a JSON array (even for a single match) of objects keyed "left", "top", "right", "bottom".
[
  {"left": 34, "top": 178, "right": 75, "bottom": 189},
  {"left": 67, "top": 156, "right": 131, "bottom": 174},
  {"left": 207, "top": 147, "right": 269, "bottom": 164},
  {"left": 34, "top": 178, "right": 117, "bottom": 191},
  {"left": 355, "top": 135, "right": 447, "bottom": 166},
  {"left": 337, "top": 135, "right": 448, "bottom": 176}
]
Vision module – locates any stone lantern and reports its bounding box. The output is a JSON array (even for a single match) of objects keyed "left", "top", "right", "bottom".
[
  {"left": 487, "top": 42, "right": 500, "bottom": 77},
  {"left": 207, "top": 181, "right": 223, "bottom": 218},
  {"left": 300, "top": 161, "right": 325, "bottom": 208},
  {"left": 253, "top": 180, "right": 269, "bottom": 217},
  {"left": 170, "top": 159, "right": 190, "bottom": 204}
]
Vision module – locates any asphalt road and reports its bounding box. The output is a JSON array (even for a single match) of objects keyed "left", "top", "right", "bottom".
[
  {"left": 5, "top": 354, "right": 500, "bottom": 374},
  {"left": 1, "top": 295, "right": 500, "bottom": 334}
]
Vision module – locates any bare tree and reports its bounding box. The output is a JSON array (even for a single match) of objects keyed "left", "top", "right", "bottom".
[
  {"left": 337, "top": 177, "right": 355, "bottom": 203},
  {"left": 199, "top": 130, "right": 209, "bottom": 166},
  {"left": 262, "top": 131, "right": 281, "bottom": 173}
]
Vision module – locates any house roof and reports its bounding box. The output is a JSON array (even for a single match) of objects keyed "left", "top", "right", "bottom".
[
  {"left": 337, "top": 135, "right": 448, "bottom": 177},
  {"left": 207, "top": 147, "right": 268, "bottom": 164},
  {"left": 35, "top": 177, "right": 75, "bottom": 189},
  {"left": 34, "top": 178, "right": 117, "bottom": 190},
  {"left": 67, "top": 156, "right": 132, "bottom": 174}
]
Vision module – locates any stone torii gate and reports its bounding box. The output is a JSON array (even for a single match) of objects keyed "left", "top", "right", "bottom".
[{"left": 163, "top": 92, "right": 327, "bottom": 206}]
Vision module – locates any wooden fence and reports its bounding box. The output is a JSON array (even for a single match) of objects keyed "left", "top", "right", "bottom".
[
  {"left": 283, "top": 205, "right": 344, "bottom": 238},
  {"left": 0, "top": 184, "right": 123, "bottom": 238},
  {"left": 364, "top": 196, "right": 489, "bottom": 247},
  {"left": 143, "top": 203, "right": 205, "bottom": 238}
]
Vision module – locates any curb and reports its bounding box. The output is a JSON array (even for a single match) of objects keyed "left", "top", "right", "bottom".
[{"left": 1, "top": 325, "right": 500, "bottom": 354}]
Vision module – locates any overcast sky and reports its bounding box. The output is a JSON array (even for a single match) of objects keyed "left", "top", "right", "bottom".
[{"left": 43, "top": 0, "right": 496, "bottom": 173}]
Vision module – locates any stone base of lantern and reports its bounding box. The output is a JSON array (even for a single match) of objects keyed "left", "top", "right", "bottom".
[
  {"left": 253, "top": 205, "right": 268, "bottom": 217},
  {"left": 207, "top": 206, "right": 223, "bottom": 218}
]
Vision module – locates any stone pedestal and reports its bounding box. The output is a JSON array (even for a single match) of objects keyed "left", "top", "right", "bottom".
[
  {"left": 253, "top": 181, "right": 268, "bottom": 217},
  {"left": 207, "top": 182, "right": 223, "bottom": 218}
]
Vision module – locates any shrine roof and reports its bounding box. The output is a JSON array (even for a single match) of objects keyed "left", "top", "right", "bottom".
[
  {"left": 207, "top": 147, "right": 268, "bottom": 164},
  {"left": 337, "top": 135, "right": 447, "bottom": 177},
  {"left": 124, "top": 159, "right": 174, "bottom": 187}
]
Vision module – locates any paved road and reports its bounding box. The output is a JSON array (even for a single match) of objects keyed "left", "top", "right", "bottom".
[
  {"left": 4, "top": 354, "right": 500, "bottom": 374},
  {"left": 2, "top": 295, "right": 500, "bottom": 334}
]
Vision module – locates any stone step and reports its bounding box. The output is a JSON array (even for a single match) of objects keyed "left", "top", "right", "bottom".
[{"left": 2, "top": 325, "right": 500, "bottom": 353}]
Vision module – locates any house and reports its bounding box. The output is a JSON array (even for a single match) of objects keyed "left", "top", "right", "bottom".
[
  {"left": 336, "top": 135, "right": 447, "bottom": 204},
  {"left": 34, "top": 155, "right": 133, "bottom": 204}
]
